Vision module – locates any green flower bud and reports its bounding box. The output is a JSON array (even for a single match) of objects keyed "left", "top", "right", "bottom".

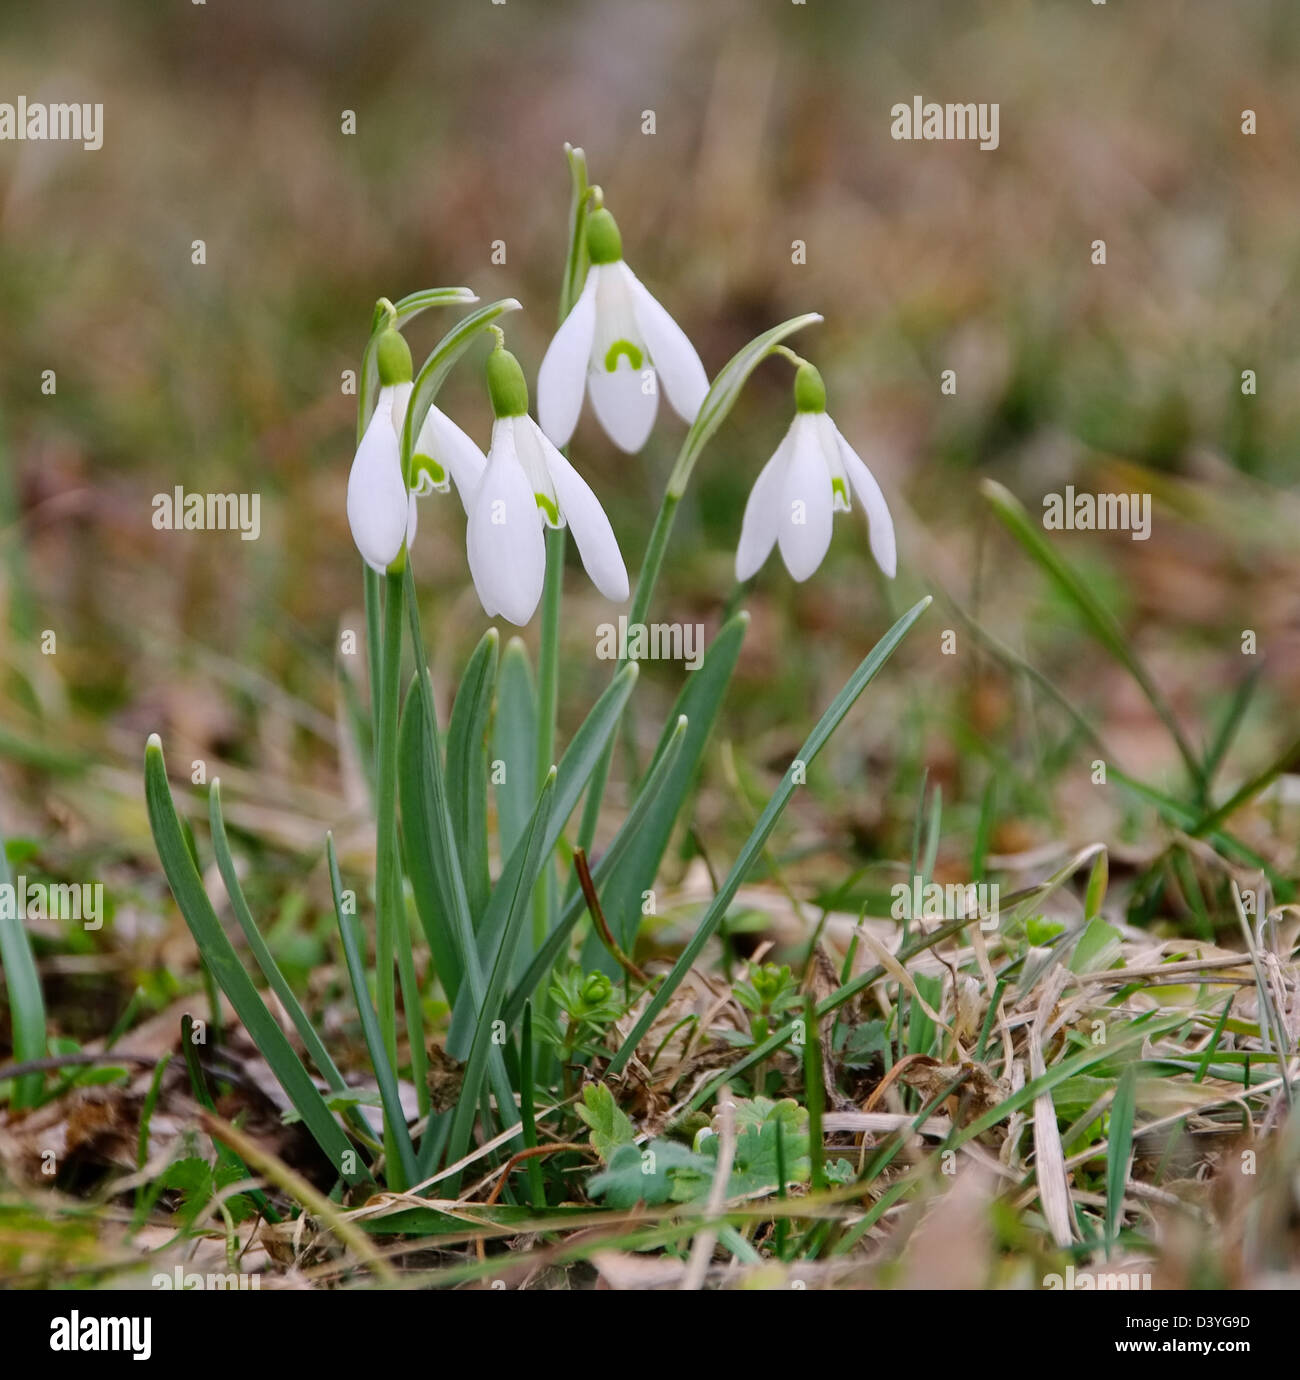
[
  {"left": 585, "top": 208, "right": 623, "bottom": 266},
  {"left": 580, "top": 971, "right": 613, "bottom": 1006},
  {"left": 375, "top": 327, "right": 413, "bottom": 387},
  {"left": 486, "top": 344, "right": 530, "bottom": 418},
  {"left": 793, "top": 361, "right": 826, "bottom": 413}
]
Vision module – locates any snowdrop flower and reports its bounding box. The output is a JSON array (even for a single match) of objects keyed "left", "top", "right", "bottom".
[
  {"left": 347, "top": 327, "right": 486, "bottom": 572},
  {"left": 468, "top": 342, "right": 628, "bottom": 625},
  {"left": 735, "top": 362, "right": 897, "bottom": 584},
  {"left": 538, "top": 207, "right": 708, "bottom": 454}
]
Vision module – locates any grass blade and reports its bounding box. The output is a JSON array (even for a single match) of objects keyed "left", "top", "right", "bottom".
[
  {"left": 326, "top": 834, "right": 417, "bottom": 1186},
  {"left": 981, "top": 478, "right": 1200, "bottom": 783},
  {"left": 607, "top": 596, "right": 931, "bottom": 1076},
  {"left": 1106, "top": 1062, "right": 1138, "bottom": 1255},
  {"left": 143, "top": 736, "right": 364, "bottom": 1183}
]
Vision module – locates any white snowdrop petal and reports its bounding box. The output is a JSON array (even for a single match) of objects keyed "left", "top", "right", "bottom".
[
  {"left": 622, "top": 263, "right": 709, "bottom": 424},
  {"left": 389, "top": 381, "right": 413, "bottom": 439},
  {"left": 346, "top": 390, "right": 410, "bottom": 573},
  {"left": 415, "top": 405, "right": 487, "bottom": 514},
  {"left": 537, "top": 267, "right": 600, "bottom": 448},
  {"left": 588, "top": 362, "right": 658, "bottom": 454},
  {"left": 529, "top": 419, "right": 629, "bottom": 602},
  {"left": 776, "top": 414, "right": 834, "bottom": 582},
  {"left": 735, "top": 423, "right": 795, "bottom": 582},
  {"left": 466, "top": 419, "right": 546, "bottom": 626},
  {"left": 830, "top": 419, "right": 897, "bottom": 578}
]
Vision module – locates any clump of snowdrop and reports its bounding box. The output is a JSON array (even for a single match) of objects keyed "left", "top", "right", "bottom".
[
  {"left": 736, "top": 359, "right": 897, "bottom": 584},
  {"left": 538, "top": 206, "right": 708, "bottom": 453},
  {"left": 467, "top": 338, "right": 629, "bottom": 625}
]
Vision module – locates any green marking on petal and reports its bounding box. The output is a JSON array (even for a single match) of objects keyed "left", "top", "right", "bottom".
[
  {"left": 535, "top": 492, "right": 560, "bottom": 526},
  {"left": 832, "top": 476, "right": 850, "bottom": 509},
  {"left": 415, "top": 455, "right": 448, "bottom": 487},
  {"left": 604, "top": 339, "right": 643, "bottom": 373}
]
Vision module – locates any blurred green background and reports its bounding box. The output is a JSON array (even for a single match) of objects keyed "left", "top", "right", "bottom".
[{"left": 1, "top": 0, "right": 1298, "bottom": 1016}]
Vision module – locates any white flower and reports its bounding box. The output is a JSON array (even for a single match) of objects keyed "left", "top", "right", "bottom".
[
  {"left": 347, "top": 326, "right": 487, "bottom": 573},
  {"left": 347, "top": 381, "right": 417, "bottom": 574},
  {"left": 468, "top": 347, "right": 629, "bottom": 626},
  {"left": 537, "top": 208, "right": 708, "bottom": 454},
  {"left": 735, "top": 364, "right": 896, "bottom": 584}
]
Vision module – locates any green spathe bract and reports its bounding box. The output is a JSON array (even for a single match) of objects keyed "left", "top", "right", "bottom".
[
  {"left": 486, "top": 344, "right": 529, "bottom": 418},
  {"left": 585, "top": 206, "right": 622, "bottom": 265},
  {"left": 793, "top": 360, "right": 826, "bottom": 413}
]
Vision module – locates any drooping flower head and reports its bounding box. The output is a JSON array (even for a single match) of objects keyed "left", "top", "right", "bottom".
[
  {"left": 467, "top": 340, "right": 629, "bottom": 625},
  {"left": 538, "top": 207, "right": 708, "bottom": 453},
  {"left": 735, "top": 361, "right": 897, "bottom": 584},
  {"left": 347, "top": 324, "right": 486, "bottom": 572}
]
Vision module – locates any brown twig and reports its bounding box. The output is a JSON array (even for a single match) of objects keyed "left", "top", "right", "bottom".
[{"left": 572, "top": 847, "right": 648, "bottom": 983}]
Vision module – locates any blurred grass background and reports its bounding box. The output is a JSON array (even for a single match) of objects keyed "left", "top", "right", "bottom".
[{"left": 1, "top": 0, "right": 1299, "bottom": 1039}]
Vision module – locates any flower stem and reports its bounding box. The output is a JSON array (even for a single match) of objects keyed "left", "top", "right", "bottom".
[
  {"left": 575, "top": 490, "right": 681, "bottom": 856},
  {"left": 375, "top": 569, "right": 407, "bottom": 1186}
]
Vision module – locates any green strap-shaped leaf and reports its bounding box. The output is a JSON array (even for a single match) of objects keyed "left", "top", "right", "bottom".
[
  {"left": 504, "top": 713, "right": 689, "bottom": 1026},
  {"left": 0, "top": 819, "right": 44, "bottom": 1107},
  {"left": 446, "top": 662, "right": 640, "bottom": 1056},
  {"left": 580, "top": 611, "right": 749, "bottom": 974},
  {"left": 607, "top": 597, "right": 932, "bottom": 1077},
  {"left": 143, "top": 737, "right": 363, "bottom": 1183},
  {"left": 399, "top": 674, "right": 464, "bottom": 1007},
  {"left": 666, "top": 313, "right": 823, "bottom": 500},
  {"left": 503, "top": 714, "right": 689, "bottom": 1027},
  {"left": 493, "top": 637, "right": 537, "bottom": 863},
  {"left": 399, "top": 567, "right": 519, "bottom": 1128},
  {"left": 207, "top": 781, "right": 372, "bottom": 1140},
  {"left": 445, "top": 629, "right": 499, "bottom": 921},
  {"left": 444, "top": 772, "right": 556, "bottom": 1186},
  {"left": 325, "top": 835, "right": 418, "bottom": 1187}
]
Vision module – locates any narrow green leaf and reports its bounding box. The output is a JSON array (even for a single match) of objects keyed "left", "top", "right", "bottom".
[
  {"left": 981, "top": 479, "right": 1200, "bottom": 783},
  {"left": 358, "top": 286, "right": 478, "bottom": 441},
  {"left": 1106, "top": 1063, "right": 1138, "bottom": 1255},
  {"left": 503, "top": 713, "right": 690, "bottom": 1027},
  {"left": 401, "top": 297, "right": 523, "bottom": 484},
  {"left": 0, "top": 822, "right": 44, "bottom": 1107},
  {"left": 399, "top": 676, "right": 463, "bottom": 1005},
  {"left": 445, "top": 629, "right": 498, "bottom": 920},
  {"left": 607, "top": 596, "right": 931, "bottom": 1076},
  {"left": 208, "top": 781, "right": 368, "bottom": 1137},
  {"left": 447, "top": 662, "right": 640, "bottom": 1054},
  {"left": 325, "top": 834, "right": 417, "bottom": 1187},
  {"left": 400, "top": 565, "right": 519, "bottom": 1131},
  {"left": 143, "top": 737, "right": 363, "bottom": 1183},
  {"left": 667, "top": 313, "right": 823, "bottom": 498},
  {"left": 493, "top": 638, "right": 537, "bottom": 862},
  {"left": 445, "top": 772, "right": 556, "bottom": 1185},
  {"left": 582, "top": 611, "right": 749, "bottom": 973}
]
